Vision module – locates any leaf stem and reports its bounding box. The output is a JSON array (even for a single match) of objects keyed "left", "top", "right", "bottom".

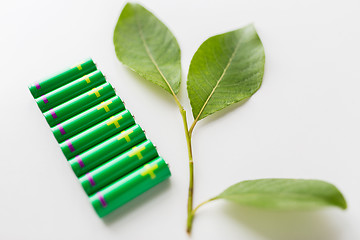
[
  {"left": 193, "top": 198, "right": 215, "bottom": 214},
  {"left": 187, "top": 198, "right": 216, "bottom": 234},
  {"left": 189, "top": 119, "right": 196, "bottom": 136}
]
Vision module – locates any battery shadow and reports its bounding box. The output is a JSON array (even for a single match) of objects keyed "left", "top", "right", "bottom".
[{"left": 101, "top": 179, "right": 171, "bottom": 225}]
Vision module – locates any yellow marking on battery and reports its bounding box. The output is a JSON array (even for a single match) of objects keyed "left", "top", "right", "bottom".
[
  {"left": 141, "top": 164, "right": 158, "bottom": 179},
  {"left": 75, "top": 64, "right": 82, "bottom": 70},
  {"left": 85, "top": 77, "right": 90, "bottom": 83},
  {"left": 129, "top": 145, "right": 146, "bottom": 159},
  {"left": 117, "top": 130, "right": 133, "bottom": 142},
  {"left": 97, "top": 101, "right": 112, "bottom": 112},
  {"left": 88, "top": 87, "right": 103, "bottom": 97},
  {"left": 72, "top": 60, "right": 84, "bottom": 70},
  {"left": 107, "top": 115, "right": 123, "bottom": 128}
]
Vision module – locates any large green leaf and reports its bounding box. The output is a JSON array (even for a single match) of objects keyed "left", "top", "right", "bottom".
[
  {"left": 114, "top": 3, "right": 181, "bottom": 95},
  {"left": 187, "top": 24, "right": 265, "bottom": 120},
  {"left": 215, "top": 179, "right": 347, "bottom": 210}
]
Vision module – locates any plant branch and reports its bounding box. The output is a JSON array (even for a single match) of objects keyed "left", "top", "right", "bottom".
[
  {"left": 163, "top": 85, "right": 194, "bottom": 235},
  {"left": 179, "top": 107, "right": 194, "bottom": 215},
  {"left": 139, "top": 25, "right": 196, "bottom": 231},
  {"left": 166, "top": 90, "right": 195, "bottom": 235},
  {"left": 137, "top": 13, "right": 194, "bottom": 220},
  {"left": 136, "top": 11, "right": 197, "bottom": 231}
]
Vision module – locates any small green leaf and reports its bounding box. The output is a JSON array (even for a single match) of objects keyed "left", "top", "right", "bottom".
[
  {"left": 215, "top": 179, "right": 347, "bottom": 210},
  {"left": 114, "top": 3, "right": 181, "bottom": 95},
  {"left": 187, "top": 24, "right": 265, "bottom": 120}
]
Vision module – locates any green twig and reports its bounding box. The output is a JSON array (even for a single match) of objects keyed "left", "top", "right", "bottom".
[
  {"left": 178, "top": 107, "right": 194, "bottom": 223},
  {"left": 167, "top": 92, "right": 195, "bottom": 235}
]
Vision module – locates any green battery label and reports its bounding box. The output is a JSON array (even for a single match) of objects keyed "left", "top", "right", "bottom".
[
  {"left": 60, "top": 110, "right": 135, "bottom": 159},
  {"left": 69, "top": 124, "right": 146, "bottom": 177},
  {"left": 43, "top": 82, "right": 115, "bottom": 127},
  {"left": 35, "top": 70, "right": 106, "bottom": 112},
  {"left": 80, "top": 140, "right": 158, "bottom": 195},
  {"left": 90, "top": 157, "right": 171, "bottom": 217},
  {"left": 29, "top": 58, "right": 97, "bottom": 98},
  {"left": 51, "top": 96, "right": 125, "bottom": 143}
]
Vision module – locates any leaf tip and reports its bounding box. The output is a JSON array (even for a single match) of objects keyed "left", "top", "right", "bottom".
[
  {"left": 337, "top": 193, "right": 347, "bottom": 210},
  {"left": 124, "top": 2, "right": 139, "bottom": 8},
  {"left": 323, "top": 180, "right": 347, "bottom": 210}
]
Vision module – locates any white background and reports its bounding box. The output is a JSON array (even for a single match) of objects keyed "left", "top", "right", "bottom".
[{"left": 1, "top": 0, "right": 360, "bottom": 239}]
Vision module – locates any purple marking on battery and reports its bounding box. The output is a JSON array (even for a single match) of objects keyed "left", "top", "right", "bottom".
[
  {"left": 35, "top": 82, "right": 41, "bottom": 89},
  {"left": 76, "top": 155, "right": 84, "bottom": 168},
  {"left": 97, "top": 192, "right": 107, "bottom": 207},
  {"left": 86, "top": 173, "right": 96, "bottom": 186},
  {"left": 66, "top": 139, "right": 75, "bottom": 152},
  {"left": 49, "top": 108, "right": 57, "bottom": 119},
  {"left": 42, "top": 95, "right": 49, "bottom": 104},
  {"left": 57, "top": 124, "right": 66, "bottom": 135}
]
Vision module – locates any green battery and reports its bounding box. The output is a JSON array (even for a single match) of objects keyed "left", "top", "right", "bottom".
[
  {"left": 51, "top": 96, "right": 125, "bottom": 143},
  {"left": 35, "top": 70, "right": 106, "bottom": 112},
  {"left": 69, "top": 124, "right": 146, "bottom": 177},
  {"left": 29, "top": 58, "right": 97, "bottom": 98},
  {"left": 60, "top": 110, "right": 135, "bottom": 159},
  {"left": 79, "top": 140, "right": 158, "bottom": 195},
  {"left": 43, "top": 82, "right": 115, "bottom": 127},
  {"left": 89, "top": 157, "right": 171, "bottom": 217}
]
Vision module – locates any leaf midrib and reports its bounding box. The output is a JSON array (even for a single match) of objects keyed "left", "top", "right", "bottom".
[
  {"left": 218, "top": 192, "right": 340, "bottom": 205},
  {"left": 219, "top": 192, "right": 332, "bottom": 200},
  {"left": 134, "top": 12, "right": 176, "bottom": 96},
  {"left": 194, "top": 37, "right": 243, "bottom": 121}
]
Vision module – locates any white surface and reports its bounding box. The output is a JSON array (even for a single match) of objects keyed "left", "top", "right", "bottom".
[{"left": 1, "top": 0, "right": 360, "bottom": 239}]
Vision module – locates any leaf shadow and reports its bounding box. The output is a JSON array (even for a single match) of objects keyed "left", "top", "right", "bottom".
[
  {"left": 221, "top": 202, "right": 343, "bottom": 240},
  {"left": 101, "top": 179, "right": 171, "bottom": 226},
  {"left": 177, "top": 69, "right": 188, "bottom": 105},
  {"left": 198, "top": 98, "right": 250, "bottom": 128}
]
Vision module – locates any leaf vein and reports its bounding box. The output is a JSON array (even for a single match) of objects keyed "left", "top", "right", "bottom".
[
  {"left": 194, "top": 37, "right": 243, "bottom": 121},
  {"left": 135, "top": 12, "right": 176, "bottom": 96}
]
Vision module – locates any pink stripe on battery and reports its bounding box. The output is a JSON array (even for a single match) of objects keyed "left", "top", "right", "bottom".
[
  {"left": 86, "top": 173, "right": 96, "bottom": 186},
  {"left": 49, "top": 108, "right": 57, "bottom": 119},
  {"left": 97, "top": 192, "right": 107, "bottom": 207},
  {"left": 66, "top": 139, "right": 75, "bottom": 152},
  {"left": 35, "top": 82, "right": 41, "bottom": 89},
  {"left": 76, "top": 155, "right": 84, "bottom": 168},
  {"left": 41, "top": 95, "right": 49, "bottom": 104},
  {"left": 57, "top": 124, "right": 66, "bottom": 135}
]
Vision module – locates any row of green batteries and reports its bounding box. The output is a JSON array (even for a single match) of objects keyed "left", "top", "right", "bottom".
[{"left": 28, "top": 59, "right": 171, "bottom": 217}]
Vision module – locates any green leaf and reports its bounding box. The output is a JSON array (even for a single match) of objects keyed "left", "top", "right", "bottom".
[
  {"left": 187, "top": 24, "right": 265, "bottom": 121},
  {"left": 114, "top": 3, "right": 181, "bottom": 95},
  {"left": 215, "top": 179, "right": 347, "bottom": 210}
]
